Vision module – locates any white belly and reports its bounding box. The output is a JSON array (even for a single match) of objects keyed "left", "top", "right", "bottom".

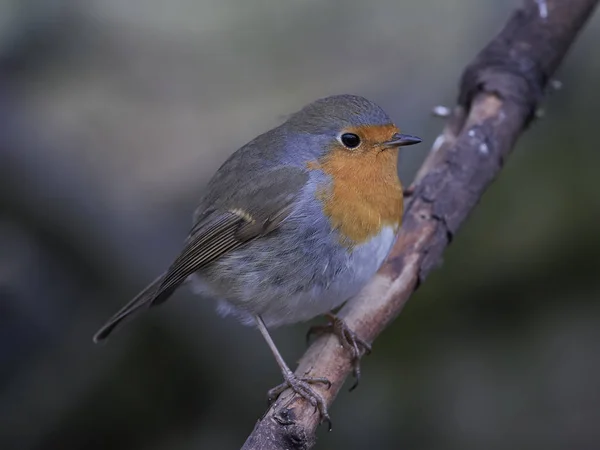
[{"left": 269, "top": 225, "right": 397, "bottom": 325}]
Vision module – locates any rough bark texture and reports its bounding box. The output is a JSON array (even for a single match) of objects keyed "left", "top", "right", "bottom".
[{"left": 242, "top": 1, "right": 599, "bottom": 448}]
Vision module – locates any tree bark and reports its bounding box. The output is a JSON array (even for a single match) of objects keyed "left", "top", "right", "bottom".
[{"left": 242, "top": 1, "right": 599, "bottom": 448}]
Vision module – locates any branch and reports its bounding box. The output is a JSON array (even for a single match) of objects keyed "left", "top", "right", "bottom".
[{"left": 242, "top": 1, "right": 598, "bottom": 448}]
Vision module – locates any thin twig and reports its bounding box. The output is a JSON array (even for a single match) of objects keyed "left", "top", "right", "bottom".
[{"left": 241, "top": 1, "right": 599, "bottom": 448}]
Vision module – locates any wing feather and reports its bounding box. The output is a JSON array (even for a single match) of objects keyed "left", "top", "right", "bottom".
[
  {"left": 153, "top": 214, "right": 245, "bottom": 304},
  {"left": 93, "top": 165, "right": 308, "bottom": 342},
  {"left": 93, "top": 209, "right": 286, "bottom": 341}
]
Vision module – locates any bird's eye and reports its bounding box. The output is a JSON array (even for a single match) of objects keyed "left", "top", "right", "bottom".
[{"left": 339, "top": 133, "right": 361, "bottom": 149}]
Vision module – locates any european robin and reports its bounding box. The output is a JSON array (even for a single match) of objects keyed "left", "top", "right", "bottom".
[{"left": 93, "top": 95, "right": 421, "bottom": 424}]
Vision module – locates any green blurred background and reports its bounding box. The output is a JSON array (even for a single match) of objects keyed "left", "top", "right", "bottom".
[{"left": 1, "top": 1, "right": 599, "bottom": 449}]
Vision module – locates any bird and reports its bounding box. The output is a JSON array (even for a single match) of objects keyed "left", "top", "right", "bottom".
[{"left": 93, "top": 94, "right": 421, "bottom": 425}]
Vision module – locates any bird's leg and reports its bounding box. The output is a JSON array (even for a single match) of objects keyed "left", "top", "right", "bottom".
[
  {"left": 255, "top": 315, "right": 332, "bottom": 428},
  {"left": 306, "top": 312, "right": 371, "bottom": 391}
]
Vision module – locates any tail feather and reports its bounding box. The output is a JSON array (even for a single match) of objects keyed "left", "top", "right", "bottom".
[{"left": 93, "top": 273, "right": 169, "bottom": 343}]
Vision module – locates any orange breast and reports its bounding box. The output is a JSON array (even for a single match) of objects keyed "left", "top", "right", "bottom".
[{"left": 308, "top": 124, "right": 404, "bottom": 248}]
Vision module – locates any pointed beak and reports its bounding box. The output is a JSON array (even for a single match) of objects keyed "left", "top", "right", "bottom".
[{"left": 385, "top": 133, "right": 422, "bottom": 147}]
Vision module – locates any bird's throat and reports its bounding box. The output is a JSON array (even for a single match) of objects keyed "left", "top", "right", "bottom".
[{"left": 310, "top": 144, "right": 403, "bottom": 248}]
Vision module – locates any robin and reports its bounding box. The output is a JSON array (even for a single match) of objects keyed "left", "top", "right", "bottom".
[{"left": 93, "top": 94, "right": 421, "bottom": 425}]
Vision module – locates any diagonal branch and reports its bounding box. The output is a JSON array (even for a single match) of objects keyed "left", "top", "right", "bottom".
[{"left": 242, "top": 1, "right": 599, "bottom": 448}]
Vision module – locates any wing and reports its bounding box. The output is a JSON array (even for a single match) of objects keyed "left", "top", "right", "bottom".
[
  {"left": 93, "top": 166, "right": 308, "bottom": 343},
  {"left": 152, "top": 205, "right": 293, "bottom": 307}
]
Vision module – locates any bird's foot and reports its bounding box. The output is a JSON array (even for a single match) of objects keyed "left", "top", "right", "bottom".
[
  {"left": 267, "top": 372, "right": 332, "bottom": 430},
  {"left": 307, "top": 313, "right": 371, "bottom": 391}
]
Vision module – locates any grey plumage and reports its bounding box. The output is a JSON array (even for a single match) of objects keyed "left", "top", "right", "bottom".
[{"left": 93, "top": 94, "right": 398, "bottom": 340}]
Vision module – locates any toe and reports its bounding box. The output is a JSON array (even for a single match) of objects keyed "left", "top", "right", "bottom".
[{"left": 301, "top": 376, "right": 331, "bottom": 388}]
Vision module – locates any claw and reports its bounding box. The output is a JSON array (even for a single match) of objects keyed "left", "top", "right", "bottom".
[
  {"left": 308, "top": 313, "right": 371, "bottom": 391},
  {"left": 267, "top": 373, "right": 331, "bottom": 427}
]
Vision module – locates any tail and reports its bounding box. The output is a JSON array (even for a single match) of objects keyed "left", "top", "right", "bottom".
[{"left": 93, "top": 272, "right": 173, "bottom": 343}]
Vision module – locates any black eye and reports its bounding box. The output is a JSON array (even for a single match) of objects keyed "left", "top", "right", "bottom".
[{"left": 340, "top": 133, "right": 361, "bottom": 149}]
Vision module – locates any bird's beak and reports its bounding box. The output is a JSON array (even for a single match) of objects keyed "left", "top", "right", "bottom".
[{"left": 385, "top": 133, "right": 422, "bottom": 147}]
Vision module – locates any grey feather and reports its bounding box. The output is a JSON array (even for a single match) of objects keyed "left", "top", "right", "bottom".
[
  {"left": 93, "top": 94, "right": 401, "bottom": 339},
  {"left": 93, "top": 273, "right": 165, "bottom": 343},
  {"left": 93, "top": 166, "right": 308, "bottom": 341}
]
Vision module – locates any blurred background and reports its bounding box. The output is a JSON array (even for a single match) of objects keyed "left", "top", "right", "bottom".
[{"left": 1, "top": 0, "right": 599, "bottom": 449}]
